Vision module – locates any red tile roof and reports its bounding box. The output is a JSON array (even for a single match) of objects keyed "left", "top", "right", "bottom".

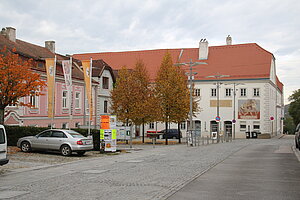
[
  {"left": 0, "top": 34, "right": 55, "bottom": 60},
  {"left": 73, "top": 43, "right": 283, "bottom": 92}
]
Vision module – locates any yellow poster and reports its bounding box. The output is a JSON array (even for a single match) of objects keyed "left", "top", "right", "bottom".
[
  {"left": 45, "top": 58, "right": 55, "bottom": 118},
  {"left": 82, "top": 60, "right": 93, "bottom": 118}
]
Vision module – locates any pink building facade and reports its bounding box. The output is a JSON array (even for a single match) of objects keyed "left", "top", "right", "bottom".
[{"left": 1, "top": 27, "right": 114, "bottom": 129}]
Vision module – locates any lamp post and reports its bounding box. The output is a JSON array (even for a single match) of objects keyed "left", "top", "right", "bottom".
[
  {"left": 206, "top": 74, "right": 229, "bottom": 143},
  {"left": 231, "top": 83, "right": 244, "bottom": 140},
  {"left": 175, "top": 59, "right": 207, "bottom": 146}
]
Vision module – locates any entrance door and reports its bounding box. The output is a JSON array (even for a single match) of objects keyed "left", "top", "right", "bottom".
[
  {"left": 195, "top": 120, "right": 201, "bottom": 136},
  {"left": 224, "top": 121, "right": 232, "bottom": 138},
  {"left": 210, "top": 121, "right": 218, "bottom": 138}
]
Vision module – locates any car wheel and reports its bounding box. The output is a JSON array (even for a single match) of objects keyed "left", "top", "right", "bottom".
[
  {"left": 21, "top": 141, "right": 31, "bottom": 152},
  {"left": 60, "top": 145, "right": 72, "bottom": 156},
  {"left": 77, "top": 151, "right": 86, "bottom": 156}
]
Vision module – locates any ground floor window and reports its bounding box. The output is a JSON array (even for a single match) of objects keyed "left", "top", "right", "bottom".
[
  {"left": 62, "top": 123, "right": 68, "bottom": 129},
  {"left": 253, "top": 121, "right": 260, "bottom": 131},
  {"left": 180, "top": 122, "right": 186, "bottom": 130},
  {"left": 75, "top": 122, "right": 80, "bottom": 128},
  {"left": 240, "top": 121, "right": 246, "bottom": 131},
  {"left": 149, "top": 122, "right": 154, "bottom": 129}
]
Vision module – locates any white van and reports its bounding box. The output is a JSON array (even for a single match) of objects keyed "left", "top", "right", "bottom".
[{"left": 0, "top": 125, "right": 9, "bottom": 165}]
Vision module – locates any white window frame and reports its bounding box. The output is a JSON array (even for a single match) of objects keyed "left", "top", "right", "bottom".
[
  {"left": 102, "top": 77, "right": 109, "bottom": 89},
  {"left": 62, "top": 91, "right": 68, "bottom": 109},
  {"left": 211, "top": 88, "right": 217, "bottom": 97},
  {"left": 240, "top": 121, "right": 246, "bottom": 131},
  {"left": 180, "top": 122, "right": 186, "bottom": 130},
  {"left": 225, "top": 88, "right": 231, "bottom": 97},
  {"left": 104, "top": 100, "right": 108, "bottom": 113},
  {"left": 253, "top": 88, "right": 260, "bottom": 97},
  {"left": 30, "top": 92, "right": 38, "bottom": 108},
  {"left": 149, "top": 122, "right": 154, "bottom": 129},
  {"left": 240, "top": 88, "right": 247, "bottom": 97},
  {"left": 195, "top": 89, "right": 201, "bottom": 97},
  {"left": 75, "top": 92, "right": 81, "bottom": 109}
]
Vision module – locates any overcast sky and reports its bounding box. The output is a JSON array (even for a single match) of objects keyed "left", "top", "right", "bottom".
[{"left": 1, "top": 0, "right": 299, "bottom": 104}]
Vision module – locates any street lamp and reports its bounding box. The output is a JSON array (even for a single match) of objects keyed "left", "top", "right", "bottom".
[
  {"left": 231, "top": 83, "right": 244, "bottom": 140},
  {"left": 175, "top": 59, "right": 207, "bottom": 146},
  {"left": 206, "top": 74, "right": 229, "bottom": 143}
]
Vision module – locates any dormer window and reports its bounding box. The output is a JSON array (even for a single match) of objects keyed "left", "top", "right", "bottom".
[{"left": 102, "top": 77, "right": 109, "bottom": 89}]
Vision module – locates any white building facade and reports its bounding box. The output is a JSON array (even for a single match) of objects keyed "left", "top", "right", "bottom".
[{"left": 74, "top": 36, "right": 284, "bottom": 139}]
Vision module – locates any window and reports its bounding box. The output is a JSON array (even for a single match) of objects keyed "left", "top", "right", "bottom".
[
  {"left": 75, "top": 92, "right": 80, "bottom": 108},
  {"left": 240, "top": 121, "right": 246, "bottom": 131},
  {"left": 253, "top": 124, "right": 260, "bottom": 130},
  {"left": 0, "top": 128, "right": 5, "bottom": 144},
  {"left": 195, "top": 89, "right": 201, "bottom": 97},
  {"left": 180, "top": 122, "right": 186, "bottom": 130},
  {"left": 211, "top": 88, "right": 217, "bottom": 97},
  {"left": 253, "top": 88, "right": 260, "bottom": 97},
  {"left": 30, "top": 92, "right": 38, "bottom": 108},
  {"left": 104, "top": 100, "right": 108, "bottom": 113},
  {"left": 240, "top": 88, "right": 247, "bottom": 97},
  {"left": 51, "top": 131, "right": 66, "bottom": 138},
  {"left": 62, "top": 91, "right": 67, "bottom": 108},
  {"left": 149, "top": 122, "right": 154, "bottom": 129},
  {"left": 62, "top": 123, "right": 68, "bottom": 129},
  {"left": 38, "top": 131, "right": 52, "bottom": 137},
  {"left": 102, "top": 77, "right": 109, "bottom": 89},
  {"left": 8, "top": 102, "right": 17, "bottom": 107},
  {"left": 225, "top": 88, "right": 231, "bottom": 97}
]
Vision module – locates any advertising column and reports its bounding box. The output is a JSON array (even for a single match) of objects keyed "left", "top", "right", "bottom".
[{"left": 100, "top": 115, "right": 117, "bottom": 152}]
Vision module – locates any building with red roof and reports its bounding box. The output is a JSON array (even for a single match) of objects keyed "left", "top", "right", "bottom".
[
  {"left": 74, "top": 36, "right": 284, "bottom": 138},
  {"left": 1, "top": 27, "right": 115, "bottom": 129}
]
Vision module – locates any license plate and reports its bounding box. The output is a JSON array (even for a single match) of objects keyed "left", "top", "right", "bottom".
[{"left": 85, "top": 141, "right": 92, "bottom": 145}]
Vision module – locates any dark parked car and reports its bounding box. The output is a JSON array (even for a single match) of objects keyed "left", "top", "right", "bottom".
[
  {"left": 159, "top": 129, "right": 182, "bottom": 139},
  {"left": 295, "top": 123, "right": 300, "bottom": 150}
]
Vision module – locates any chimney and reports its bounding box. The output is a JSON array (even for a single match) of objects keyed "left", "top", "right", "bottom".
[
  {"left": 45, "top": 41, "right": 55, "bottom": 53},
  {"left": 226, "top": 35, "right": 232, "bottom": 45},
  {"left": 199, "top": 39, "right": 208, "bottom": 60},
  {"left": 1, "top": 27, "right": 16, "bottom": 42}
]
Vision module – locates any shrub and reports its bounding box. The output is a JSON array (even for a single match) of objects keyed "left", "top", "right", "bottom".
[{"left": 4, "top": 126, "right": 100, "bottom": 150}]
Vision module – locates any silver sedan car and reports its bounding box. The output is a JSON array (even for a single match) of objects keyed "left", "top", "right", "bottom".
[{"left": 17, "top": 129, "right": 93, "bottom": 156}]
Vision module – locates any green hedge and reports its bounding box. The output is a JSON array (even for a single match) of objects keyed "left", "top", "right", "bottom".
[{"left": 4, "top": 126, "right": 101, "bottom": 150}]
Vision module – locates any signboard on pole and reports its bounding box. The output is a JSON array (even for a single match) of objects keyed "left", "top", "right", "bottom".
[{"left": 100, "top": 129, "right": 117, "bottom": 152}]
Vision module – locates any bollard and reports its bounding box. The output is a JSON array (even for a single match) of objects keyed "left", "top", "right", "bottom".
[
  {"left": 202, "top": 136, "right": 205, "bottom": 145},
  {"left": 207, "top": 136, "right": 209, "bottom": 145}
]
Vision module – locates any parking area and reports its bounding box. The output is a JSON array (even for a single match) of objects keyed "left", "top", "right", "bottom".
[{"left": 0, "top": 146, "right": 124, "bottom": 175}]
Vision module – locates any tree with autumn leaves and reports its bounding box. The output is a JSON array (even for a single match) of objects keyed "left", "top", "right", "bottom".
[
  {"left": 111, "top": 52, "right": 196, "bottom": 144},
  {"left": 0, "top": 46, "right": 46, "bottom": 124},
  {"left": 155, "top": 52, "right": 192, "bottom": 144},
  {"left": 110, "top": 60, "right": 159, "bottom": 142}
]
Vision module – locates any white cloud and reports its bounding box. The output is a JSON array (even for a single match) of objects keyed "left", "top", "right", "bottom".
[{"left": 1, "top": 0, "right": 300, "bottom": 104}]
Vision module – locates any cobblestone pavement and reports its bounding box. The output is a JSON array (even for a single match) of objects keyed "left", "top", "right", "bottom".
[{"left": 0, "top": 135, "right": 296, "bottom": 200}]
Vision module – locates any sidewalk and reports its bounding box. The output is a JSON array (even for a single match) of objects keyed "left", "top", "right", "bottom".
[{"left": 168, "top": 135, "right": 300, "bottom": 200}]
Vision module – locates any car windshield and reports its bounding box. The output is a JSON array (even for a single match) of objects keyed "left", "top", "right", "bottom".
[{"left": 65, "top": 130, "right": 85, "bottom": 138}]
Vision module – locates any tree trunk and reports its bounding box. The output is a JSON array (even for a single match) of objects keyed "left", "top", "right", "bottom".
[
  {"left": 142, "top": 119, "right": 145, "bottom": 143},
  {"left": 178, "top": 122, "right": 181, "bottom": 144},
  {"left": 0, "top": 108, "right": 5, "bottom": 125},
  {"left": 165, "top": 121, "right": 168, "bottom": 145}
]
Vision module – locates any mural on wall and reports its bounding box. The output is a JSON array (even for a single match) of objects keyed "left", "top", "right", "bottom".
[{"left": 238, "top": 99, "right": 260, "bottom": 119}]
